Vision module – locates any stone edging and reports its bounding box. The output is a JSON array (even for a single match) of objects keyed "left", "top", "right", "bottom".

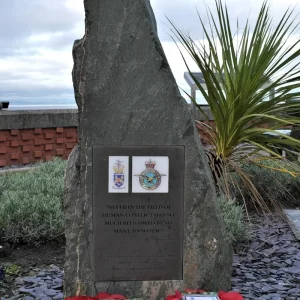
[{"left": 0, "top": 110, "right": 78, "bottom": 130}]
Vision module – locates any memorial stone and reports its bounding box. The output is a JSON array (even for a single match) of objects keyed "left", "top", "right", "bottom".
[{"left": 64, "top": 1, "right": 232, "bottom": 299}]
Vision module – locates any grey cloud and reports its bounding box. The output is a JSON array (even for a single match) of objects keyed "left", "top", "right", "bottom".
[
  {"left": 151, "top": 0, "right": 300, "bottom": 41},
  {"left": 0, "top": 30, "right": 79, "bottom": 58},
  {"left": 0, "top": 55, "right": 74, "bottom": 105},
  {"left": 23, "top": 30, "right": 80, "bottom": 51},
  {"left": 0, "top": 0, "right": 83, "bottom": 59},
  {"left": 0, "top": 46, "right": 40, "bottom": 58},
  {"left": 37, "top": 31, "right": 79, "bottom": 49},
  {"left": 0, "top": 84, "right": 75, "bottom": 105},
  {"left": 0, "top": 0, "right": 82, "bottom": 39},
  {"left": 0, "top": 68, "right": 70, "bottom": 83},
  {"left": 0, "top": 0, "right": 81, "bottom": 105},
  {"left": 151, "top": 0, "right": 202, "bottom": 41},
  {"left": 0, "top": 0, "right": 298, "bottom": 106}
]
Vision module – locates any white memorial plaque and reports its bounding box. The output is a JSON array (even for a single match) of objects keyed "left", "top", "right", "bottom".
[
  {"left": 108, "top": 156, "right": 129, "bottom": 193},
  {"left": 132, "top": 156, "right": 169, "bottom": 193},
  {"left": 185, "top": 295, "right": 219, "bottom": 300}
]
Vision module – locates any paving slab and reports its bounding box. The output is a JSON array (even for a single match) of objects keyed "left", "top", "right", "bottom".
[{"left": 284, "top": 209, "right": 300, "bottom": 240}]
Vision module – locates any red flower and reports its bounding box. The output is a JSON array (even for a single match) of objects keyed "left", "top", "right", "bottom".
[
  {"left": 175, "top": 290, "right": 182, "bottom": 300},
  {"left": 218, "top": 291, "right": 244, "bottom": 300},
  {"left": 68, "top": 292, "right": 127, "bottom": 300},
  {"left": 94, "top": 292, "right": 111, "bottom": 299},
  {"left": 166, "top": 290, "right": 182, "bottom": 300}
]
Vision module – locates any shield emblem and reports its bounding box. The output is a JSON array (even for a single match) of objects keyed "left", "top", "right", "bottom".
[
  {"left": 112, "top": 159, "right": 126, "bottom": 190},
  {"left": 114, "top": 173, "right": 124, "bottom": 188}
]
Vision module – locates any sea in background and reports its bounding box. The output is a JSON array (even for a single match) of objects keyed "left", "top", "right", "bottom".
[{"left": 4, "top": 104, "right": 78, "bottom": 111}]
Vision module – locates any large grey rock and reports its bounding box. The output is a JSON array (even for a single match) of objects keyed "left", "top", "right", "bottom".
[{"left": 64, "top": 0, "right": 232, "bottom": 299}]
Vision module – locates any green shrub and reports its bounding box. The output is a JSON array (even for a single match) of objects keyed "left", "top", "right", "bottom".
[
  {"left": 218, "top": 194, "right": 250, "bottom": 243},
  {"left": 0, "top": 158, "right": 67, "bottom": 244},
  {"left": 229, "top": 160, "right": 300, "bottom": 209}
]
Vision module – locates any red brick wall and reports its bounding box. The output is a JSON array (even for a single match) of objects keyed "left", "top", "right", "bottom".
[
  {"left": 196, "top": 120, "right": 216, "bottom": 146},
  {"left": 0, "top": 122, "right": 215, "bottom": 167},
  {"left": 0, "top": 127, "right": 77, "bottom": 167}
]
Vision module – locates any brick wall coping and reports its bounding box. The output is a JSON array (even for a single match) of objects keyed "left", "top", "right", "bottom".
[
  {"left": 0, "top": 106, "right": 213, "bottom": 131},
  {"left": 0, "top": 109, "right": 78, "bottom": 130}
]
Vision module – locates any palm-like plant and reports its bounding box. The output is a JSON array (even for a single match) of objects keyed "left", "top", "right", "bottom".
[{"left": 170, "top": 0, "right": 300, "bottom": 212}]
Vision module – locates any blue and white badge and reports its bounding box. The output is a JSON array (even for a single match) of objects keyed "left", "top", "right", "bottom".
[
  {"left": 113, "top": 160, "right": 125, "bottom": 189},
  {"left": 108, "top": 156, "right": 129, "bottom": 193}
]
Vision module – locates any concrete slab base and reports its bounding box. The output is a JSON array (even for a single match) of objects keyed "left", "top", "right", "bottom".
[{"left": 284, "top": 209, "right": 300, "bottom": 240}]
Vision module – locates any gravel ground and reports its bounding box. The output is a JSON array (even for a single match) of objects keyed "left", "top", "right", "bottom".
[
  {"left": 0, "top": 266, "right": 63, "bottom": 300},
  {"left": 232, "top": 214, "right": 300, "bottom": 300},
  {"left": 1, "top": 214, "right": 300, "bottom": 300}
]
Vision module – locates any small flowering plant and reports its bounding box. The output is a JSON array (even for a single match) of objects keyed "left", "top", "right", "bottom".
[{"left": 167, "top": 289, "right": 243, "bottom": 300}]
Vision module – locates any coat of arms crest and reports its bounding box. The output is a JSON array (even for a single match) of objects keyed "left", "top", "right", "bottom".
[{"left": 112, "top": 159, "right": 125, "bottom": 189}]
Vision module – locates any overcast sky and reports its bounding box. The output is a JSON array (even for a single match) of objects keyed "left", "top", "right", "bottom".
[{"left": 0, "top": 0, "right": 299, "bottom": 106}]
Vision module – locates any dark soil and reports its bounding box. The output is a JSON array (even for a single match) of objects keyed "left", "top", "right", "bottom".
[{"left": 1, "top": 240, "right": 65, "bottom": 270}]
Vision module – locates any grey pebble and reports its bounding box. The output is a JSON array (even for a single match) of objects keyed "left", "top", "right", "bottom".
[
  {"left": 46, "top": 289, "right": 58, "bottom": 296},
  {"left": 232, "top": 214, "right": 300, "bottom": 300},
  {"left": 49, "top": 266, "right": 60, "bottom": 272},
  {"left": 43, "top": 276, "right": 53, "bottom": 281},
  {"left": 44, "top": 280, "right": 53, "bottom": 284},
  {"left": 23, "top": 277, "right": 41, "bottom": 283},
  {"left": 51, "top": 284, "right": 63, "bottom": 289},
  {"left": 19, "top": 287, "right": 34, "bottom": 293},
  {"left": 25, "top": 283, "right": 39, "bottom": 289},
  {"left": 53, "top": 293, "right": 64, "bottom": 300}
]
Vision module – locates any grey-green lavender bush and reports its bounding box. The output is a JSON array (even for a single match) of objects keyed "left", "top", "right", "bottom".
[
  {"left": 0, "top": 158, "right": 67, "bottom": 244},
  {"left": 218, "top": 194, "right": 250, "bottom": 243}
]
